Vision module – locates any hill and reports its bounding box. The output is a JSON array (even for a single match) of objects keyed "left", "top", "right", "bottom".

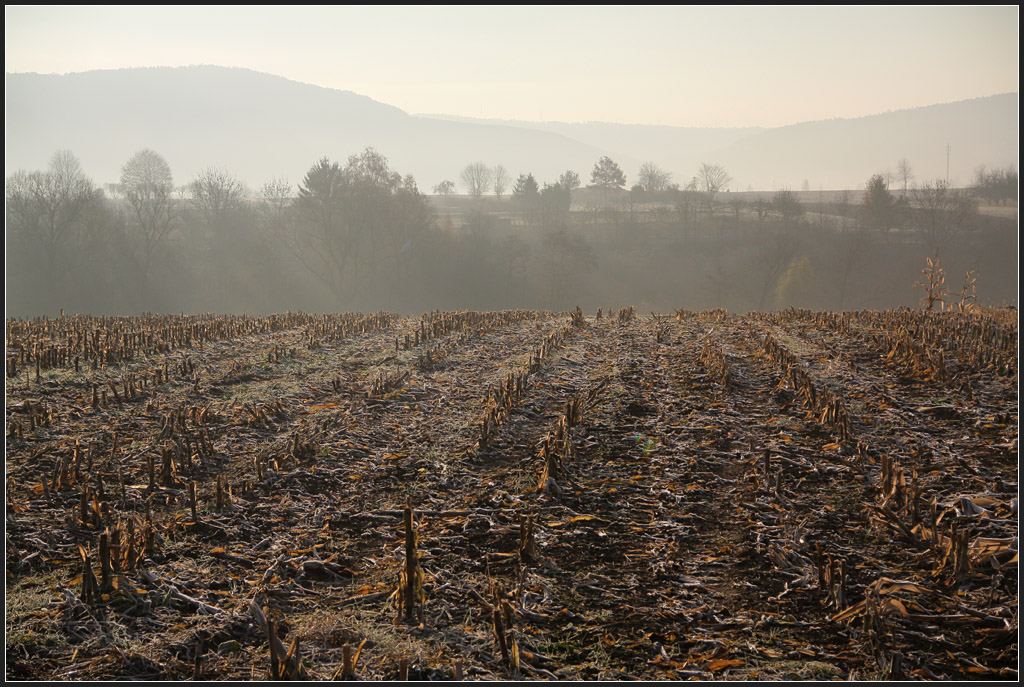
[
  {"left": 5, "top": 66, "right": 625, "bottom": 191},
  {"left": 5, "top": 66, "right": 1018, "bottom": 191},
  {"left": 433, "top": 95, "right": 1018, "bottom": 191}
]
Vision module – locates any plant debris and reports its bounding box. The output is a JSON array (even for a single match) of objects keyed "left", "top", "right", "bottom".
[{"left": 6, "top": 307, "right": 1017, "bottom": 680}]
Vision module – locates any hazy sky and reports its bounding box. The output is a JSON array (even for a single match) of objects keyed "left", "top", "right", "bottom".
[{"left": 5, "top": 5, "right": 1018, "bottom": 128}]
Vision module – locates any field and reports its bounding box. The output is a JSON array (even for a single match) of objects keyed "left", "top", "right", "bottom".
[{"left": 5, "top": 307, "right": 1018, "bottom": 680}]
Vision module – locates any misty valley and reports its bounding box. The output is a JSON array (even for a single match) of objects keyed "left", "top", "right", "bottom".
[
  {"left": 5, "top": 12, "right": 1018, "bottom": 681},
  {"left": 5, "top": 145, "right": 1018, "bottom": 317},
  {"left": 4, "top": 117, "right": 1019, "bottom": 684}
]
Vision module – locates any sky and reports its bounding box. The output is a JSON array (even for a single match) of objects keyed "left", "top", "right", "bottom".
[{"left": 4, "top": 5, "right": 1019, "bottom": 128}]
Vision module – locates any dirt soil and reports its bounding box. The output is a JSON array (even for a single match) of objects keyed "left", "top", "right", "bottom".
[{"left": 5, "top": 307, "right": 1018, "bottom": 680}]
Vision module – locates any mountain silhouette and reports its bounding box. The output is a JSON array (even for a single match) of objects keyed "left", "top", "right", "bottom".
[{"left": 5, "top": 65, "right": 1017, "bottom": 191}]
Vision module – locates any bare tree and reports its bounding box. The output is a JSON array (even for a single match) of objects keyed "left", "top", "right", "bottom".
[
  {"left": 259, "top": 178, "right": 292, "bottom": 214},
  {"left": 896, "top": 158, "right": 914, "bottom": 196},
  {"left": 695, "top": 163, "right": 731, "bottom": 217},
  {"left": 971, "top": 165, "right": 1018, "bottom": 205},
  {"left": 772, "top": 189, "right": 805, "bottom": 225},
  {"left": 883, "top": 168, "right": 897, "bottom": 189},
  {"left": 120, "top": 149, "right": 176, "bottom": 298},
  {"left": 493, "top": 164, "right": 511, "bottom": 199},
  {"left": 257, "top": 178, "right": 300, "bottom": 280},
  {"left": 909, "top": 179, "right": 978, "bottom": 258},
  {"left": 637, "top": 162, "right": 672, "bottom": 193},
  {"left": 188, "top": 167, "right": 248, "bottom": 225},
  {"left": 5, "top": 150, "right": 100, "bottom": 308},
  {"left": 6, "top": 151, "right": 97, "bottom": 269},
  {"left": 461, "top": 162, "right": 493, "bottom": 199},
  {"left": 673, "top": 182, "right": 703, "bottom": 230},
  {"left": 432, "top": 180, "right": 456, "bottom": 197}
]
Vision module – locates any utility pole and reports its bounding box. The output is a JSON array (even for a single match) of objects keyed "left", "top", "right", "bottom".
[{"left": 945, "top": 144, "right": 950, "bottom": 184}]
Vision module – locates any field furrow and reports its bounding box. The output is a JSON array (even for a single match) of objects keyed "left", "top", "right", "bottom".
[{"left": 6, "top": 308, "right": 1017, "bottom": 681}]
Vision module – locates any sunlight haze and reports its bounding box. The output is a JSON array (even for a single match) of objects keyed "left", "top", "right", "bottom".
[{"left": 5, "top": 5, "right": 1018, "bottom": 128}]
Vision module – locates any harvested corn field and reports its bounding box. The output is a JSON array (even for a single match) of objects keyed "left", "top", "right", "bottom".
[{"left": 5, "top": 307, "right": 1018, "bottom": 680}]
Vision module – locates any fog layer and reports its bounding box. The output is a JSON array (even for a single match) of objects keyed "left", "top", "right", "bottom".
[{"left": 6, "top": 149, "right": 1017, "bottom": 317}]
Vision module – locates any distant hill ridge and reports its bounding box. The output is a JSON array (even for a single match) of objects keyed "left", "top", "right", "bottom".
[{"left": 5, "top": 65, "right": 1017, "bottom": 191}]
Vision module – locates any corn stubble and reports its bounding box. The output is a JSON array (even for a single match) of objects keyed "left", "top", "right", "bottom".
[{"left": 4, "top": 306, "right": 1016, "bottom": 680}]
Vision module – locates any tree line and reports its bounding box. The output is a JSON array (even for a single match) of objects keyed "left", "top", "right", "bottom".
[
  {"left": 6, "top": 148, "right": 608, "bottom": 314},
  {"left": 437, "top": 158, "right": 733, "bottom": 207},
  {"left": 6, "top": 149, "right": 1016, "bottom": 317}
]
